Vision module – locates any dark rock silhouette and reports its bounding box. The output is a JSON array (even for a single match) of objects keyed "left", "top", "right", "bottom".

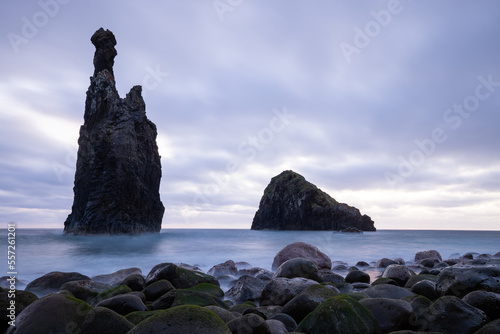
[
  {"left": 251, "top": 170, "right": 375, "bottom": 231},
  {"left": 64, "top": 28, "right": 164, "bottom": 234}
]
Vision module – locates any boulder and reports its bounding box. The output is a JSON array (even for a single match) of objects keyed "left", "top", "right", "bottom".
[
  {"left": 185, "top": 283, "right": 224, "bottom": 298},
  {"left": 321, "top": 271, "right": 345, "bottom": 284},
  {"left": 0, "top": 289, "right": 38, "bottom": 332},
  {"left": 145, "top": 262, "right": 219, "bottom": 288},
  {"left": 6, "top": 293, "right": 92, "bottom": 334},
  {"left": 152, "top": 290, "right": 227, "bottom": 310},
  {"left": 208, "top": 260, "right": 238, "bottom": 277},
  {"left": 474, "top": 318, "right": 500, "bottom": 333},
  {"left": 25, "top": 271, "right": 90, "bottom": 296},
  {"left": 260, "top": 277, "right": 318, "bottom": 306},
  {"left": 128, "top": 305, "right": 232, "bottom": 334},
  {"left": 270, "top": 313, "right": 298, "bottom": 332},
  {"left": 205, "top": 305, "right": 239, "bottom": 323},
  {"left": 142, "top": 279, "right": 175, "bottom": 301},
  {"left": 411, "top": 279, "right": 439, "bottom": 300},
  {"left": 363, "top": 284, "right": 415, "bottom": 299},
  {"left": 382, "top": 265, "right": 413, "bottom": 286},
  {"left": 376, "top": 258, "right": 398, "bottom": 268},
  {"left": 125, "top": 310, "right": 165, "bottom": 325},
  {"left": 266, "top": 319, "right": 288, "bottom": 334},
  {"left": 360, "top": 298, "right": 413, "bottom": 332},
  {"left": 436, "top": 266, "right": 500, "bottom": 297},
  {"left": 417, "top": 296, "right": 487, "bottom": 334},
  {"left": 462, "top": 291, "right": 500, "bottom": 320},
  {"left": 402, "top": 294, "right": 432, "bottom": 319},
  {"left": 295, "top": 295, "right": 380, "bottom": 334},
  {"left": 80, "top": 306, "right": 135, "bottom": 334},
  {"left": 273, "top": 257, "right": 323, "bottom": 282},
  {"left": 404, "top": 274, "right": 438, "bottom": 289},
  {"left": 64, "top": 28, "right": 164, "bottom": 234},
  {"left": 227, "top": 313, "right": 272, "bottom": 334},
  {"left": 59, "top": 279, "right": 112, "bottom": 303},
  {"left": 345, "top": 270, "right": 371, "bottom": 284},
  {"left": 226, "top": 275, "right": 268, "bottom": 303},
  {"left": 94, "top": 285, "right": 133, "bottom": 304},
  {"left": 251, "top": 170, "right": 376, "bottom": 231},
  {"left": 238, "top": 267, "right": 274, "bottom": 280},
  {"left": 92, "top": 268, "right": 142, "bottom": 285},
  {"left": 281, "top": 284, "right": 339, "bottom": 323},
  {"left": 272, "top": 242, "right": 332, "bottom": 270},
  {"left": 96, "top": 294, "right": 148, "bottom": 315},
  {"left": 415, "top": 250, "right": 442, "bottom": 263},
  {"left": 119, "top": 274, "right": 146, "bottom": 291}
]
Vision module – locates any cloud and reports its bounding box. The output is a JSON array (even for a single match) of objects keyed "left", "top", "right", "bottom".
[{"left": 1, "top": 1, "right": 500, "bottom": 230}]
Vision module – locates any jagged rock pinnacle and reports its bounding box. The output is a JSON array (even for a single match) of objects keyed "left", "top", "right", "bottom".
[
  {"left": 91, "top": 28, "right": 117, "bottom": 77},
  {"left": 64, "top": 28, "right": 164, "bottom": 234}
]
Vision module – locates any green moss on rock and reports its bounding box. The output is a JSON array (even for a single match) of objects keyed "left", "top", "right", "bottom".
[
  {"left": 185, "top": 283, "right": 224, "bottom": 298},
  {"left": 296, "top": 295, "right": 380, "bottom": 334}
]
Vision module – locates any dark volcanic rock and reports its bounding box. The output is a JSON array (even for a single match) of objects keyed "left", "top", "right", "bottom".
[
  {"left": 250, "top": 170, "right": 375, "bottom": 231},
  {"left": 64, "top": 28, "right": 164, "bottom": 234}
]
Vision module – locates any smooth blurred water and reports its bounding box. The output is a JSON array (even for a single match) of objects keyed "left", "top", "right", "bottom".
[{"left": 1, "top": 229, "right": 500, "bottom": 285}]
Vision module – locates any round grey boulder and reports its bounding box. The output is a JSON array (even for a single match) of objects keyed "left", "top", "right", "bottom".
[
  {"left": 266, "top": 319, "right": 288, "bottom": 334},
  {"left": 411, "top": 279, "right": 439, "bottom": 300},
  {"left": 142, "top": 279, "right": 175, "bottom": 301},
  {"left": 6, "top": 293, "right": 92, "bottom": 334},
  {"left": 415, "top": 250, "right": 442, "bottom": 263},
  {"left": 273, "top": 257, "right": 323, "bottom": 282},
  {"left": 80, "top": 306, "right": 134, "bottom": 334},
  {"left": 417, "top": 295, "right": 487, "bottom": 334},
  {"left": 208, "top": 260, "right": 238, "bottom": 277},
  {"left": 462, "top": 290, "right": 500, "bottom": 320},
  {"left": 345, "top": 269, "right": 371, "bottom": 284},
  {"left": 436, "top": 266, "right": 500, "bottom": 297},
  {"left": 281, "top": 284, "right": 339, "bottom": 323},
  {"left": 272, "top": 242, "right": 332, "bottom": 271},
  {"left": 226, "top": 275, "right": 268, "bottom": 304},
  {"left": 363, "top": 284, "right": 415, "bottom": 299},
  {"left": 227, "top": 313, "right": 272, "bottom": 334},
  {"left": 382, "top": 264, "right": 413, "bottom": 286},
  {"left": 360, "top": 298, "right": 413, "bottom": 333},
  {"left": 260, "top": 277, "right": 318, "bottom": 306},
  {"left": 376, "top": 258, "right": 399, "bottom": 268},
  {"left": 96, "top": 294, "right": 148, "bottom": 315},
  {"left": 25, "top": 271, "right": 90, "bottom": 296},
  {"left": 474, "top": 318, "right": 500, "bottom": 334},
  {"left": 128, "top": 305, "right": 232, "bottom": 334}
]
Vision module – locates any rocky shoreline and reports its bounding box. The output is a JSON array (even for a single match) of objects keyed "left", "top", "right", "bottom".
[{"left": 2, "top": 242, "right": 500, "bottom": 333}]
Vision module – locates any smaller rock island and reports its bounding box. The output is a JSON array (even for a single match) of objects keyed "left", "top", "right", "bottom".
[
  {"left": 64, "top": 28, "right": 164, "bottom": 234},
  {"left": 251, "top": 170, "right": 376, "bottom": 231}
]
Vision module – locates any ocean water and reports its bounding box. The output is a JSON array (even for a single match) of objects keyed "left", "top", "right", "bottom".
[{"left": 2, "top": 229, "right": 500, "bottom": 288}]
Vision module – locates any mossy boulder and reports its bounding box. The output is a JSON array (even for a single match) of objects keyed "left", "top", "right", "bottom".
[
  {"left": 142, "top": 279, "right": 175, "bottom": 301},
  {"left": 145, "top": 262, "right": 219, "bottom": 288},
  {"left": 359, "top": 298, "right": 413, "bottom": 333},
  {"left": 282, "top": 284, "right": 340, "bottom": 323},
  {"left": 6, "top": 293, "right": 92, "bottom": 334},
  {"left": 1, "top": 289, "right": 38, "bottom": 332},
  {"left": 185, "top": 283, "right": 224, "bottom": 298},
  {"left": 371, "top": 277, "right": 399, "bottom": 286},
  {"left": 152, "top": 289, "right": 227, "bottom": 310},
  {"left": 94, "top": 285, "right": 132, "bottom": 305},
  {"left": 119, "top": 274, "right": 146, "bottom": 291},
  {"left": 60, "top": 279, "right": 112, "bottom": 303},
  {"left": 125, "top": 310, "right": 165, "bottom": 325},
  {"left": 227, "top": 313, "right": 272, "bottom": 334},
  {"left": 296, "top": 295, "right": 380, "bottom": 334},
  {"left": 128, "top": 305, "right": 232, "bottom": 334},
  {"left": 80, "top": 306, "right": 134, "bottom": 334},
  {"left": 205, "top": 305, "right": 239, "bottom": 323},
  {"left": 404, "top": 274, "right": 438, "bottom": 288},
  {"left": 95, "top": 294, "right": 148, "bottom": 315},
  {"left": 229, "top": 301, "right": 258, "bottom": 314}
]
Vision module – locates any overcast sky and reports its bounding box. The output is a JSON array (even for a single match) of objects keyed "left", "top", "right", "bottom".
[{"left": 1, "top": 1, "right": 499, "bottom": 230}]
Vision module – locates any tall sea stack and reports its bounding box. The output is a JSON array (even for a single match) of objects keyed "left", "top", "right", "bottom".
[
  {"left": 64, "top": 28, "right": 164, "bottom": 234},
  {"left": 251, "top": 170, "right": 375, "bottom": 231}
]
